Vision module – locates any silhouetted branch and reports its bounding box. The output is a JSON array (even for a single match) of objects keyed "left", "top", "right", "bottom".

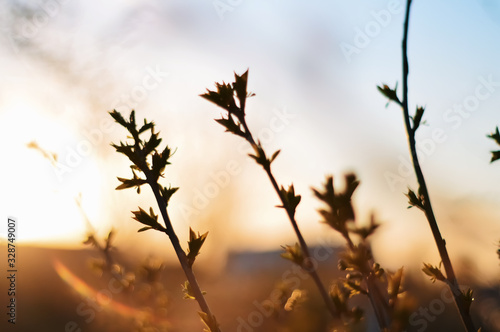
[{"left": 399, "top": 1, "right": 476, "bottom": 331}]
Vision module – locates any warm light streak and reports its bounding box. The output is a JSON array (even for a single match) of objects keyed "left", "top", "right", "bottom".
[{"left": 53, "top": 259, "right": 169, "bottom": 326}]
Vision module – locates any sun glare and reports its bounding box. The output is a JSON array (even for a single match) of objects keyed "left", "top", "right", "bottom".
[{"left": 1, "top": 101, "right": 103, "bottom": 248}]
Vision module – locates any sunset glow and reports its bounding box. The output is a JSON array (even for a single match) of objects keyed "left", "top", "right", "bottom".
[
  {"left": 2, "top": 1, "right": 500, "bottom": 331},
  {"left": 1, "top": 101, "right": 102, "bottom": 247}
]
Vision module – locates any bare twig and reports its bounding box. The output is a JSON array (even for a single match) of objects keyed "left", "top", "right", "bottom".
[
  {"left": 202, "top": 73, "right": 338, "bottom": 318},
  {"left": 240, "top": 108, "right": 338, "bottom": 318},
  {"left": 399, "top": 1, "right": 476, "bottom": 330},
  {"left": 146, "top": 177, "right": 217, "bottom": 325},
  {"left": 110, "top": 110, "right": 221, "bottom": 332}
]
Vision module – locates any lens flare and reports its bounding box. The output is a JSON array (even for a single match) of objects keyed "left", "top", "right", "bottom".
[{"left": 53, "top": 259, "right": 169, "bottom": 326}]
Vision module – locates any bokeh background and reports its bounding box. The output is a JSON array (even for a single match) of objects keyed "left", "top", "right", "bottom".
[{"left": 1, "top": 0, "right": 499, "bottom": 331}]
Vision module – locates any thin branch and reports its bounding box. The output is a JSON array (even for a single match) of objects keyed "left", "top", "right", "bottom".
[
  {"left": 400, "top": 1, "right": 476, "bottom": 331},
  {"left": 144, "top": 167, "right": 220, "bottom": 331},
  {"left": 344, "top": 229, "right": 391, "bottom": 328},
  {"left": 110, "top": 110, "right": 221, "bottom": 332},
  {"left": 239, "top": 117, "right": 339, "bottom": 317}
]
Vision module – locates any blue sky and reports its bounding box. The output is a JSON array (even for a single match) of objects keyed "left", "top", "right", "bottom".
[{"left": 1, "top": 0, "right": 499, "bottom": 278}]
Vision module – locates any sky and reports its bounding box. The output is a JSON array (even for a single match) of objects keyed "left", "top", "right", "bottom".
[{"left": 0, "top": 0, "right": 499, "bottom": 278}]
